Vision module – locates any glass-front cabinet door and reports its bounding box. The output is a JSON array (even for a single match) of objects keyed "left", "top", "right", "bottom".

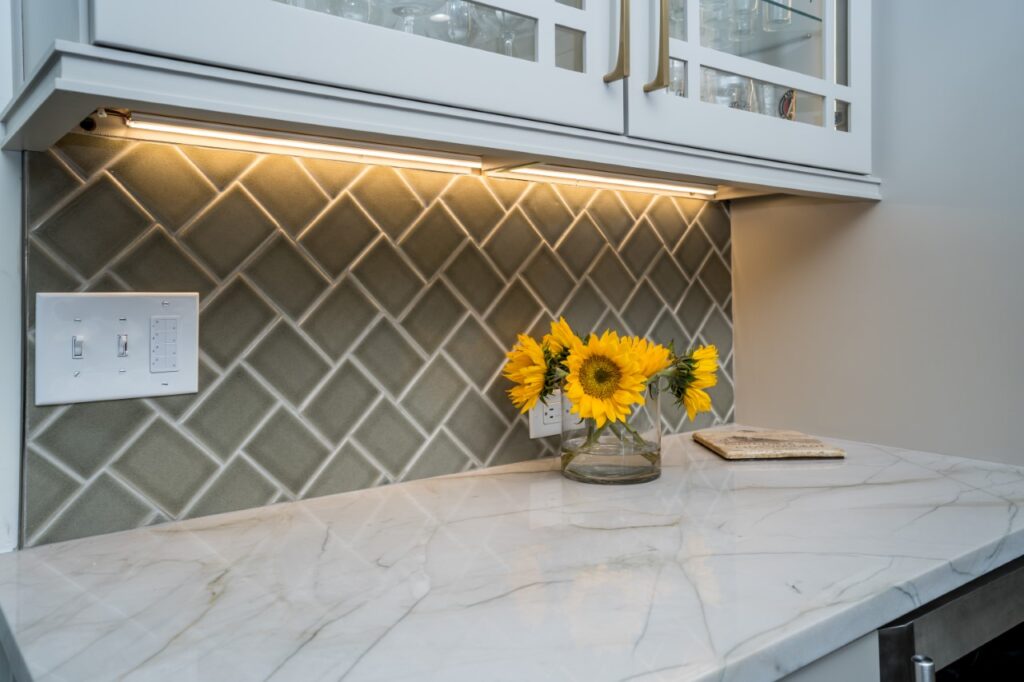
[
  {"left": 91, "top": 0, "right": 626, "bottom": 133},
  {"left": 627, "top": 0, "right": 870, "bottom": 172}
]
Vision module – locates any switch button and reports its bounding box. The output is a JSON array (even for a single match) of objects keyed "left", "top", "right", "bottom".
[
  {"left": 72, "top": 336, "right": 84, "bottom": 359},
  {"left": 150, "top": 316, "right": 180, "bottom": 373},
  {"left": 117, "top": 334, "right": 129, "bottom": 358}
]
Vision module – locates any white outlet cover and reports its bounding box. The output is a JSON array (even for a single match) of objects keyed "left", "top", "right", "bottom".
[
  {"left": 35, "top": 292, "right": 199, "bottom": 405},
  {"left": 528, "top": 389, "right": 584, "bottom": 439}
]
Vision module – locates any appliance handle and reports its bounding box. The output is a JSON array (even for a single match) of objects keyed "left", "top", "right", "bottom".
[
  {"left": 912, "top": 655, "right": 935, "bottom": 682},
  {"left": 604, "top": 0, "right": 631, "bottom": 82}
]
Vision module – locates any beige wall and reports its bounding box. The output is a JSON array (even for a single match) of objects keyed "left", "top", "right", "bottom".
[{"left": 732, "top": 0, "right": 1024, "bottom": 464}]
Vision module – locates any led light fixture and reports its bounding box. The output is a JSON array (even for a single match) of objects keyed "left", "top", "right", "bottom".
[
  {"left": 488, "top": 164, "right": 717, "bottom": 198},
  {"left": 121, "top": 113, "right": 483, "bottom": 174}
]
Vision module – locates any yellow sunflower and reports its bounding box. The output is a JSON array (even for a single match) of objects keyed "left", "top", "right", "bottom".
[
  {"left": 564, "top": 331, "right": 647, "bottom": 427},
  {"left": 629, "top": 337, "right": 672, "bottom": 380},
  {"left": 682, "top": 386, "right": 712, "bottom": 421},
  {"left": 681, "top": 345, "right": 718, "bottom": 420},
  {"left": 542, "top": 317, "right": 579, "bottom": 355},
  {"left": 503, "top": 334, "right": 547, "bottom": 413},
  {"left": 689, "top": 345, "right": 719, "bottom": 390}
]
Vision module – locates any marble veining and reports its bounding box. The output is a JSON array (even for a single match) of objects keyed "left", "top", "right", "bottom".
[{"left": 2, "top": 431, "right": 1024, "bottom": 681}]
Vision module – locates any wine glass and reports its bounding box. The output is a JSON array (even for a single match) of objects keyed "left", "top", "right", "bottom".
[
  {"left": 341, "top": 0, "right": 372, "bottom": 22},
  {"left": 439, "top": 0, "right": 472, "bottom": 44},
  {"left": 390, "top": 1, "right": 434, "bottom": 34},
  {"left": 474, "top": 7, "right": 535, "bottom": 58}
]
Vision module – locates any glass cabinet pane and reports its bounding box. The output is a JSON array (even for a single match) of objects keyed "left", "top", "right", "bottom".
[
  {"left": 699, "top": 0, "right": 824, "bottom": 79},
  {"left": 555, "top": 25, "right": 585, "bottom": 72},
  {"left": 274, "top": 0, "right": 539, "bottom": 61},
  {"left": 834, "top": 100, "right": 849, "bottom": 131},
  {"left": 669, "top": 0, "right": 687, "bottom": 41},
  {"left": 668, "top": 58, "right": 688, "bottom": 97},
  {"left": 835, "top": 0, "right": 849, "bottom": 84},
  {"left": 700, "top": 66, "right": 823, "bottom": 125}
]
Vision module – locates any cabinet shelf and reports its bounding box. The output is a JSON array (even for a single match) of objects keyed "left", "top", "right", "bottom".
[{"left": 701, "top": 0, "right": 825, "bottom": 80}]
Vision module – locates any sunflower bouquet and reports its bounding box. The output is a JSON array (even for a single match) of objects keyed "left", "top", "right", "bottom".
[{"left": 503, "top": 318, "right": 718, "bottom": 484}]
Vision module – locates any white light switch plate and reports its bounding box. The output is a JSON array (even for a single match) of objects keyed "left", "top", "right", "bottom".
[{"left": 35, "top": 293, "right": 199, "bottom": 405}]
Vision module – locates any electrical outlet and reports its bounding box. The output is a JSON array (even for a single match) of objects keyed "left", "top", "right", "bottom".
[
  {"left": 528, "top": 389, "right": 583, "bottom": 439},
  {"left": 529, "top": 390, "right": 562, "bottom": 438}
]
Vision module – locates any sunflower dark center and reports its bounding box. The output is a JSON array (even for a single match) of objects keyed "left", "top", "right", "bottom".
[{"left": 580, "top": 356, "right": 621, "bottom": 399}]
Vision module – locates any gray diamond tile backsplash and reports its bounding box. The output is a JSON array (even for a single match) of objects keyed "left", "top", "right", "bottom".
[{"left": 22, "top": 134, "right": 734, "bottom": 547}]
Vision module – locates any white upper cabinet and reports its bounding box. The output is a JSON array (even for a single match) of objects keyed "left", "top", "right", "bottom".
[
  {"left": 12, "top": 0, "right": 875, "bottom": 186},
  {"left": 89, "top": 0, "right": 626, "bottom": 133},
  {"left": 626, "top": 0, "right": 870, "bottom": 173}
]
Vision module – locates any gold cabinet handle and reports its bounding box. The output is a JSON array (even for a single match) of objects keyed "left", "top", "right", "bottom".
[
  {"left": 604, "top": 0, "right": 630, "bottom": 83},
  {"left": 644, "top": 0, "right": 670, "bottom": 92}
]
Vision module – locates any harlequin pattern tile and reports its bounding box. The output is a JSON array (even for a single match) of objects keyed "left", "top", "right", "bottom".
[
  {"left": 25, "top": 151, "right": 80, "bottom": 226},
  {"left": 245, "top": 409, "right": 330, "bottom": 495},
  {"left": 34, "top": 175, "right": 150, "bottom": 279},
  {"left": 483, "top": 209, "right": 540, "bottom": 278},
  {"left": 182, "top": 186, "right": 276, "bottom": 278},
  {"left": 556, "top": 214, "right": 604, "bottom": 278},
  {"left": 23, "top": 134, "right": 732, "bottom": 547},
  {"left": 112, "top": 228, "right": 217, "bottom": 299},
  {"left": 299, "top": 194, "right": 379, "bottom": 278},
  {"left": 110, "top": 142, "right": 216, "bottom": 231},
  {"left": 245, "top": 235, "right": 329, "bottom": 317},
  {"left": 111, "top": 419, "right": 218, "bottom": 516},
  {"left": 400, "top": 203, "right": 465, "bottom": 279},
  {"left": 241, "top": 155, "right": 328, "bottom": 237},
  {"left": 519, "top": 182, "right": 573, "bottom": 245},
  {"left": 521, "top": 246, "right": 574, "bottom": 314},
  {"left": 246, "top": 321, "right": 331, "bottom": 406}
]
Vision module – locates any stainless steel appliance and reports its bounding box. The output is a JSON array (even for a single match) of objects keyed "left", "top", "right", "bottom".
[{"left": 879, "top": 554, "right": 1024, "bottom": 681}]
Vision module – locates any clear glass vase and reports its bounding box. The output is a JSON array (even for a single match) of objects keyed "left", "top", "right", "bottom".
[{"left": 560, "top": 388, "right": 662, "bottom": 484}]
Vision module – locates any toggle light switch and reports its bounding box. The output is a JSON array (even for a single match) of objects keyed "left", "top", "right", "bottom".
[
  {"left": 72, "top": 335, "right": 84, "bottom": 359},
  {"left": 117, "top": 334, "right": 129, "bottom": 358}
]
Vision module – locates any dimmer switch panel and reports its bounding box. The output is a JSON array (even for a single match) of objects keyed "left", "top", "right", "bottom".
[
  {"left": 150, "top": 316, "right": 180, "bottom": 373},
  {"left": 36, "top": 293, "right": 199, "bottom": 405}
]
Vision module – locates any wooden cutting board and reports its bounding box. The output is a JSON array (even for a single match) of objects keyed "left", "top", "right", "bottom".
[{"left": 693, "top": 428, "right": 846, "bottom": 460}]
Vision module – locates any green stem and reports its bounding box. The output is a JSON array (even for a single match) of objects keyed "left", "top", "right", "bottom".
[
  {"left": 581, "top": 421, "right": 607, "bottom": 449},
  {"left": 620, "top": 421, "right": 649, "bottom": 447}
]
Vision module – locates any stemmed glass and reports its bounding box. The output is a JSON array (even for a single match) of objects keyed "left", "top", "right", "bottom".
[
  {"left": 442, "top": 0, "right": 472, "bottom": 44},
  {"left": 340, "top": 0, "right": 372, "bottom": 22},
  {"left": 474, "top": 7, "right": 535, "bottom": 58},
  {"left": 390, "top": 1, "right": 434, "bottom": 34}
]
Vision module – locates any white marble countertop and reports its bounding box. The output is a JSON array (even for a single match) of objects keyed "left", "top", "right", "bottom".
[{"left": 3, "top": 431, "right": 1024, "bottom": 682}]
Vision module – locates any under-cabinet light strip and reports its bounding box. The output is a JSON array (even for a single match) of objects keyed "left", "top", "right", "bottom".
[
  {"left": 123, "top": 113, "right": 483, "bottom": 174},
  {"left": 490, "top": 164, "right": 718, "bottom": 198},
  {"left": 120, "top": 114, "right": 717, "bottom": 196}
]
